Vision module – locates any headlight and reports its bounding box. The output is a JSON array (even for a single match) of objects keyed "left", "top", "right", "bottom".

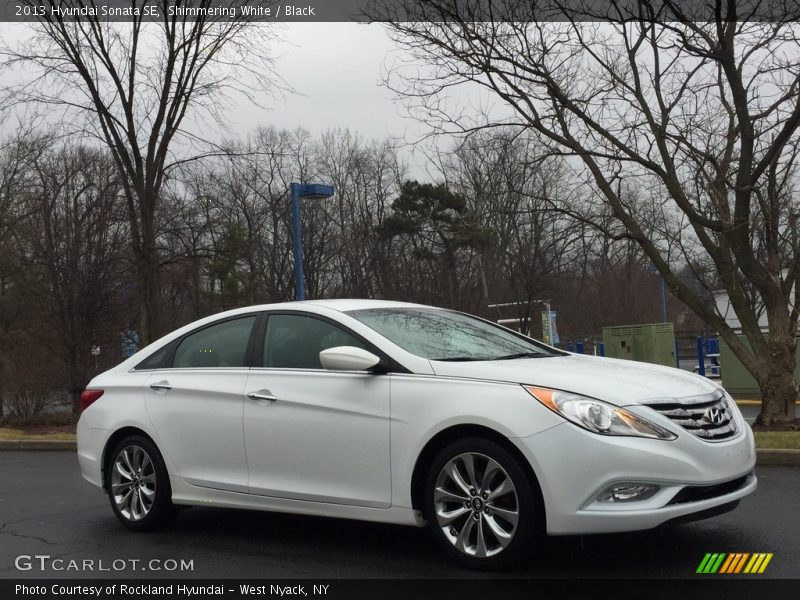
[{"left": 524, "top": 386, "right": 677, "bottom": 440}]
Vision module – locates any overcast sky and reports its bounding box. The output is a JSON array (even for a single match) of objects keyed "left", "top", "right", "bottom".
[
  {"left": 1, "top": 22, "right": 415, "bottom": 138},
  {"left": 248, "top": 22, "right": 444, "bottom": 178},
  {"left": 0, "top": 21, "right": 483, "bottom": 179},
  {"left": 250, "top": 23, "right": 415, "bottom": 139}
]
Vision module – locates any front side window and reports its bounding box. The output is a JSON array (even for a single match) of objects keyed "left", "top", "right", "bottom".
[
  {"left": 263, "top": 314, "right": 367, "bottom": 369},
  {"left": 346, "top": 308, "right": 559, "bottom": 361},
  {"left": 173, "top": 316, "right": 257, "bottom": 369}
]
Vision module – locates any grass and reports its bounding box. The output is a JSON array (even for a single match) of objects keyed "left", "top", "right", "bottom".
[
  {"left": 1, "top": 413, "right": 77, "bottom": 428},
  {"left": 0, "top": 428, "right": 76, "bottom": 441},
  {"left": 753, "top": 431, "right": 800, "bottom": 450}
]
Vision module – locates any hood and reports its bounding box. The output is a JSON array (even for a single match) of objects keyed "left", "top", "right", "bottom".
[{"left": 429, "top": 353, "right": 721, "bottom": 406}]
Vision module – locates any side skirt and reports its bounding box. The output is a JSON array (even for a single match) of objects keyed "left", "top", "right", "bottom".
[{"left": 169, "top": 476, "right": 425, "bottom": 527}]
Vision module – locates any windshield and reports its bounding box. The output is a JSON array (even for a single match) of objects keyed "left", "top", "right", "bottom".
[{"left": 346, "top": 308, "right": 560, "bottom": 361}]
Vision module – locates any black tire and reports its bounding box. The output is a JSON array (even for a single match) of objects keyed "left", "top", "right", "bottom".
[
  {"left": 106, "top": 435, "right": 178, "bottom": 531},
  {"left": 423, "top": 437, "right": 540, "bottom": 570}
]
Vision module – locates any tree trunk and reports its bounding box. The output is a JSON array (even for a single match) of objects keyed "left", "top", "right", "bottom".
[
  {"left": 137, "top": 191, "right": 162, "bottom": 345},
  {"left": 754, "top": 332, "right": 798, "bottom": 426},
  {"left": 443, "top": 246, "right": 459, "bottom": 308},
  {"left": 140, "top": 252, "right": 162, "bottom": 345},
  {"left": 71, "top": 389, "right": 81, "bottom": 416},
  {"left": 67, "top": 352, "right": 83, "bottom": 416},
  {"left": 477, "top": 253, "right": 490, "bottom": 315},
  {"left": 0, "top": 355, "right": 4, "bottom": 419}
]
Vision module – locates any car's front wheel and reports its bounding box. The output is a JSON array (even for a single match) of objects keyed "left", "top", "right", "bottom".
[
  {"left": 424, "top": 437, "right": 540, "bottom": 570},
  {"left": 107, "top": 435, "right": 177, "bottom": 530}
]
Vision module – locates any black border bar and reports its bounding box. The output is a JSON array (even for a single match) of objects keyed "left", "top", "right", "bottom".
[
  {"left": 4, "top": 579, "right": 800, "bottom": 600},
  {"left": 2, "top": 1, "right": 800, "bottom": 23}
]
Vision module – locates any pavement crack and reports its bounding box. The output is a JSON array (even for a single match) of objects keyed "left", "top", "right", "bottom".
[{"left": 0, "top": 527, "right": 56, "bottom": 546}]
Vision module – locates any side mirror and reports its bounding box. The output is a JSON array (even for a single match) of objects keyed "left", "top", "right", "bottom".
[{"left": 319, "top": 346, "right": 382, "bottom": 372}]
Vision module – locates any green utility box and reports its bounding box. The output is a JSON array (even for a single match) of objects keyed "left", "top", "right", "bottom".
[
  {"left": 720, "top": 335, "right": 800, "bottom": 398},
  {"left": 602, "top": 323, "right": 676, "bottom": 367}
]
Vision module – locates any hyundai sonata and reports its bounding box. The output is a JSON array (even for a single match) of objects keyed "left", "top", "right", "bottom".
[{"left": 78, "top": 300, "right": 756, "bottom": 569}]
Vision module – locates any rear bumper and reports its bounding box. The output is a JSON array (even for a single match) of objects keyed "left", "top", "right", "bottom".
[
  {"left": 76, "top": 416, "right": 110, "bottom": 489},
  {"left": 513, "top": 419, "right": 757, "bottom": 535}
]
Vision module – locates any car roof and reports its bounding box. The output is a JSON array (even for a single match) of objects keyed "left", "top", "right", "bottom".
[
  {"left": 208, "top": 299, "right": 434, "bottom": 319},
  {"left": 113, "top": 299, "right": 437, "bottom": 373},
  {"left": 303, "top": 299, "right": 431, "bottom": 312}
]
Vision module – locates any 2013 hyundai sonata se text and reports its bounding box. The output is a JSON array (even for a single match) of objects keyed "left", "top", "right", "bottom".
[{"left": 77, "top": 300, "right": 756, "bottom": 568}]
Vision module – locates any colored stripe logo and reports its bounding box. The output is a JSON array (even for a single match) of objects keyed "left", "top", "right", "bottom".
[{"left": 697, "top": 553, "right": 773, "bottom": 574}]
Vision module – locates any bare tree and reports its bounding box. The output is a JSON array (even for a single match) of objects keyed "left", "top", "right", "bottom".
[
  {"left": 437, "top": 130, "right": 581, "bottom": 316},
  {"left": 0, "top": 129, "right": 41, "bottom": 418},
  {"left": 1, "top": 1, "right": 279, "bottom": 343},
  {"left": 163, "top": 126, "right": 314, "bottom": 316},
  {"left": 315, "top": 129, "right": 406, "bottom": 298},
  {"left": 15, "top": 140, "right": 127, "bottom": 413},
  {"left": 185, "top": 127, "right": 406, "bottom": 307},
  {"left": 379, "top": 0, "right": 800, "bottom": 424}
]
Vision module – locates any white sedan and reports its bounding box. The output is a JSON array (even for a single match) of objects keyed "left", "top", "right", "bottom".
[{"left": 77, "top": 299, "right": 756, "bottom": 569}]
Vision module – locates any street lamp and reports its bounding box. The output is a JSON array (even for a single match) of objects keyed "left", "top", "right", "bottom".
[{"left": 290, "top": 182, "right": 335, "bottom": 300}]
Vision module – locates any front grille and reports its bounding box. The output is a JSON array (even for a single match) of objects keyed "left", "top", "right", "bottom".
[
  {"left": 642, "top": 389, "right": 739, "bottom": 441},
  {"left": 667, "top": 473, "right": 752, "bottom": 505}
]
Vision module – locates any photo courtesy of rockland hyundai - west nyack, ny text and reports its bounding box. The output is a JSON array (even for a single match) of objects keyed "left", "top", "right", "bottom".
[{"left": 0, "top": 2, "right": 799, "bottom": 600}]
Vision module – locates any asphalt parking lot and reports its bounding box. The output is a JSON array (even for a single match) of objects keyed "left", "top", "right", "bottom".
[{"left": 0, "top": 452, "right": 798, "bottom": 579}]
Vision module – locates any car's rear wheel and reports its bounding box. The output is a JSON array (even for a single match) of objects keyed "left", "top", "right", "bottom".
[
  {"left": 107, "top": 435, "right": 177, "bottom": 530},
  {"left": 424, "top": 437, "right": 539, "bottom": 570}
]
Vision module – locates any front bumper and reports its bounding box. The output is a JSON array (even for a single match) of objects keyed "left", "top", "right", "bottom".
[{"left": 513, "top": 416, "right": 757, "bottom": 535}]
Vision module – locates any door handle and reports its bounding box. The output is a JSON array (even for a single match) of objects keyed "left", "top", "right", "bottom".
[
  {"left": 149, "top": 381, "right": 172, "bottom": 392},
  {"left": 247, "top": 389, "right": 278, "bottom": 402}
]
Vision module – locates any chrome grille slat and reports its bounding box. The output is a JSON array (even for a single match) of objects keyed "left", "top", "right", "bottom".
[
  {"left": 641, "top": 391, "right": 726, "bottom": 406},
  {"left": 643, "top": 390, "right": 738, "bottom": 442},
  {"left": 656, "top": 401, "right": 719, "bottom": 413},
  {"left": 672, "top": 415, "right": 733, "bottom": 427}
]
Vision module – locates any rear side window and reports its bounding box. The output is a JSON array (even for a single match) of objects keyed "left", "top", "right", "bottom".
[
  {"left": 263, "top": 314, "right": 366, "bottom": 369},
  {"left": 135, "top": 344, "right": 173, "bottom": 370},
  {"left": 173, "top": 316, "right": 257, "bottom": 369}
]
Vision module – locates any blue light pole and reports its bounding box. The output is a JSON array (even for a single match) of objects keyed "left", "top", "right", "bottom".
[{"left": 290, "top": 182, "right": 335, "bottom": 300}]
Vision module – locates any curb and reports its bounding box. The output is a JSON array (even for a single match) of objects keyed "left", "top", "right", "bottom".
[
  {"left": 1, "top": 441, "right": 800, "bottom": 467},
  {"left": 0, "top": 440, "right": 77, "bottom": 451},
  {"left": 734, "top": 400, "right": 800, "bottom": 405},
  {"left": 755, "top": 448, "right": 800, "bottom": 466}
]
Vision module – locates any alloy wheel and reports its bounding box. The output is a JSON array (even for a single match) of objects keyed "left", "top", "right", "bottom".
[
  {"left": 433, "top": 452, "right": 519, "bottom": 558},
  {"left": 111, "top": 444, "right": 156, "bottom": 521}
]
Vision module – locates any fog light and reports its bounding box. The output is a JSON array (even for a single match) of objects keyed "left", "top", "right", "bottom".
[{"left": 598, "top": 483, "right": 659, "bottom": 503}]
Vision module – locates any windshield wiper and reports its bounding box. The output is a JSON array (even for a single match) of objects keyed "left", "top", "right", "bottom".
[
  {"left": 434, "top": 352, "right": 547, "bottom": 362},
  {"left": 493, "top": 352, "right": 547, "bottom": 360},
  {"left": 431, "top": 352, "right": 556, "bottom": 362}
]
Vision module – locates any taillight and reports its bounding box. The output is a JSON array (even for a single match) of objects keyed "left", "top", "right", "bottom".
[{"left": 80, "top": 389, "right": 104, "bottom": 412}]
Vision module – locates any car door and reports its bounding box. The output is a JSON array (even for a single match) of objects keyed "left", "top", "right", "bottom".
[
  {"left": 144, "top": 314, "right": 259, "bottom": 493},
  {"left": 244, "top": 312, "right": 391, "bottom": 508}
]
